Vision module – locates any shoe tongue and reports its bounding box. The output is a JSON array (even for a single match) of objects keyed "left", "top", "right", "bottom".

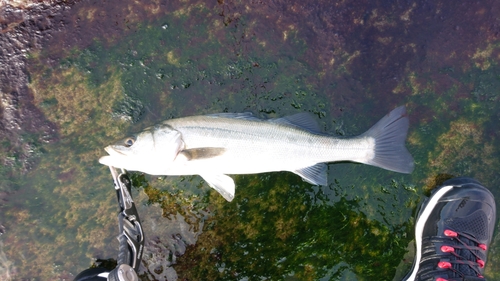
[{"left": 444, "top": 210, "right": 489, "bottom": 242}]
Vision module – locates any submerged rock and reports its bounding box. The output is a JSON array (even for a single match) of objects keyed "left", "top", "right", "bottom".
[{"left": 0, "top": 3, "right": 66, "bottom": 179}]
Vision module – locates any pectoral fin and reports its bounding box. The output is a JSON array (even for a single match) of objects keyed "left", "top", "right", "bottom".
[
  {"left": 179, "top": 147, "right": 226, "bottom": 160},
  {"left": 200, "top": 174, "right": 235, "bottom": 202},
  {"left": 293, "top": 163, "right": 328, "bottom": 186}
]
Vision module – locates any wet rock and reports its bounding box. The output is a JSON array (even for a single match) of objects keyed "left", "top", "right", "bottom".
[
  {"left": 138, "top": 197, "right": 205, "bottom": 281},
  {"left": 0, "top": 3, "right": 66, "bottom": 178}
]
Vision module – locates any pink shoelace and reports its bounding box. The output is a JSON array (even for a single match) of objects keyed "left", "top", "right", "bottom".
[{"left": 435, "top": 229, "right": 486, "bottom": 281}]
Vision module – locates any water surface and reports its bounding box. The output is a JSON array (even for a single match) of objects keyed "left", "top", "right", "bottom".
[{"left": 0, "top": 0, "right": 499, "bottom": 280}]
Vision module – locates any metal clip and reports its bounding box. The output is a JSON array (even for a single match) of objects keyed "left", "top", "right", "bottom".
[
  {"left": 108, "top": 166, "right": 144, "bottom": 272},
  {"left": 110, "top": 167, "right": 133, "bottom": 211}
]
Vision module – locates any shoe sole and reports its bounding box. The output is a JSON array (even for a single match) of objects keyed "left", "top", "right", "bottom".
[{"left": 401, "top": 177, "right": 493, "bottom": 281}]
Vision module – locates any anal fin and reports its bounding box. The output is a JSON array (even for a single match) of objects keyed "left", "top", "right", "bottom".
[{"left": 293, "top": 163, "right": 328, "bottom": 186}]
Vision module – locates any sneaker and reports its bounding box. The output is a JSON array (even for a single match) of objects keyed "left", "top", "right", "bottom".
[{"left": 402, "top": 177, "right": 496, "bottom": 281}]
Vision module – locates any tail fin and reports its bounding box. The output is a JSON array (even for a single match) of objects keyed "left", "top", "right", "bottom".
[{"left": 361, "top": 106, "right": 415, "bottom": 173}]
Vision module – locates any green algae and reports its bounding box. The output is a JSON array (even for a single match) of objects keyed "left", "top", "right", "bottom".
[
  {"left": 149, "top": 172, "right": 415, "bottom": 280},
  {"left": 23, "top": 23, "right": 500, "bottom": 281},
  {"left": 0, "top": 56, "right": 131, "bottom": 279},
  {"left": 401, "top": 65, "right": 500, "bottom": 278},
  {"left": 1, "top": 0, "right": 500, "bottom": 280}
]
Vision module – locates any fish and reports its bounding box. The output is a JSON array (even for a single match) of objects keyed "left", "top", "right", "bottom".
[{"left": 99, "top": 106, "right": 414, "bottom": 202}]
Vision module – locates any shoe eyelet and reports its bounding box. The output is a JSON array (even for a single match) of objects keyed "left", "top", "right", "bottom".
[
  {"left": 444, "top": 230, "right": 458, "bottom": 237},
  {"left": 438, "top": 261, "right": 452, "bottom": 269},
  {"left": 440, "top": 245, "right": 454, "bottom": 253}
]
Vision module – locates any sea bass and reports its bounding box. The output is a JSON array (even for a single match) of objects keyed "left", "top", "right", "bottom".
[{"left": 99, "top": 106, "right": 414, "bottom": 202}]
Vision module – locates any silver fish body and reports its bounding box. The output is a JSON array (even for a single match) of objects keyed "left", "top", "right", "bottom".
[{"left": 99, "top": 106, "right": 414, "bottom": 201}]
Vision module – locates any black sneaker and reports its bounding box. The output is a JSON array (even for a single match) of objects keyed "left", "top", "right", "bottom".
[{"left": 402, "top": 177, "right": 496, "bottom": 281}]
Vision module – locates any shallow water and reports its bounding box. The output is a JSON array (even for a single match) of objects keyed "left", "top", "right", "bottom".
[{"left": 0, "top": 0, "right": 499, "bottom": 280}]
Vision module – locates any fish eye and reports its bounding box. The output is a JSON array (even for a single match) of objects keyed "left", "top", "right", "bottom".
[{"left": 124, "top": 137, "right": 135, "bottom": 147}]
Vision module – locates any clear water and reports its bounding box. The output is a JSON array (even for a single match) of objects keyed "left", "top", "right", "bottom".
[{"left": 0, "top": 1, "right": 499, "bottom": 280}]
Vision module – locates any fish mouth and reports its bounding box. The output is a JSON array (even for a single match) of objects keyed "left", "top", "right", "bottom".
[
  {"left": 104, "top": 145, "right": 126, "bottom": 156},
  {"left": 104, "top": 145, "right": 114, "bottom": 155},
  {"left": 99, "top": 146, "right": 125, "bottom": 166},
  {"left": 98, "top": 155, "right": 112, "bottom": 166}
]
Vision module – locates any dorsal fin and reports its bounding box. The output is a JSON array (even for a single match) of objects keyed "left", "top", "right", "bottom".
[
  {"left": 270, "top": 113, "right": 322, "bottom": 134},
  {"left": 207, "top": 111, "right": 323, "bottom": 134},
  {"left": 206, "top": 112, "right": 261, "bottom": 121}
]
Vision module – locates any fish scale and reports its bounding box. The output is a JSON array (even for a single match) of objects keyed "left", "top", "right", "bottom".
[{"left": 167, "top": 116, "right": 370, "bottom": 170}]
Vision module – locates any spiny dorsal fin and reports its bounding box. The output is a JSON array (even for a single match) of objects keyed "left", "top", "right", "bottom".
[
  {"left": 207, "top": 112, "right": 323, "bottom": 134},
  {"left": 206, "top": 112, "right": 261, "bottom": 121}
]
